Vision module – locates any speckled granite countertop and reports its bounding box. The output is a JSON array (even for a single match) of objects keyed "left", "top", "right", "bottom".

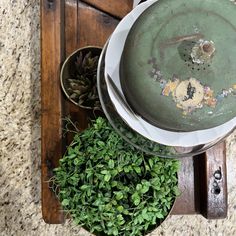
[{"left": 0, "top": 1, "right": 236, "bottom": 236}]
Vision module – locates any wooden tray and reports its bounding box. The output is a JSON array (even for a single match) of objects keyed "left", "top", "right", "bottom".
[{"left": 41, "top": 0, "right": 228, "bottom": 224}]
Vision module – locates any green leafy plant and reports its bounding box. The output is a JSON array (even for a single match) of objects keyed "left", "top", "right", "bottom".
[{"left": 53, "top": 117, "right": 180, "bottom": 236}]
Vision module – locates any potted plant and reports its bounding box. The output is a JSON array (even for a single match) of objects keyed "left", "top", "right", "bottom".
[
  {"left": 52, "top": 117, "right": 180, "bottom": 236},
  {"left": 60, "top": 46, "right": 102, "bottom": 111}
]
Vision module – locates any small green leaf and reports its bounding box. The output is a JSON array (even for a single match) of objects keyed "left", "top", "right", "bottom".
[
  {"left": 134, "top": 166, "right": 141, "bottom": 174},
  {"left": 104, "top": 174, "right": 111, "bottom": 182},
  {"left": 142, "top": 180, "right": 151, "bottom": 186},
  {"left": 108, "top": 159, "right": 115, "bottom": 168},
  {"left": 73, "top": 159, "right": 79, "bottom": 165},
  {"left": 111, "top": 181, "right": 118, "bottom": 187},
  {"left": 137, "top": 215, "right": 144, "bottom": 224},
  {"left": 97, "top": 141, "right": 105, "bottom": 147},
  {"left": 123, "top": 209, "right": 129, "bottom": 215},
  {"left": 173, "top": 186, "right": 181, "bottom": 196},
  {"left": 107, "top": 221, "right": 113, "bottom": 227},
  {"left": 136, "top": 158, "right": 143, "bottom": 165},
  {"left": 124, "top": 166, "right": 130, "bottom": 173},
  {"left": 145, "top": 164, "right": 150, "bottom": 171},
  {"left": 152, "top": 215, "right": 157, "bottom": 225},
  {"left": 111, "top": 169, "right": 118, "bottom": 176},
  {"left": 136, "top": 184, "right": 142, "bottom": 192},
  {"left": 151, "top": 177, "right": 160, "bottom": 185},
  {"left": 117, "top": 206, "right": 124, "bottom": 212},
  {"left": 93, "top": 199, "right": 101, "bottom": 206},
  {"left": 111, "top": 199, "right": 117, "bottom": 206},
  {"left": 141, "top": 208, "right": 149, "bottom": 220},
  {"left": 113, "top": 228, "right": 119, "bottom": 236},
  {"left": 67, "top": 147, "right": 75, "bottom": 155},
  {"left": 131, "top": 192, "right": 140, "bottom": 206},
  {"left": 141, "top": 184, "right": 150, "bottom": 194},
  {"left": 160, "top": 175, "right": 165, "bottom": 182},
  {"left": 68, "top": 154, "right": 76, "bottom": 159},
  {"left": 115, "top": 191, "right": 123, "bottom": 200},
  {"left": 156, "top": 212, "right": 164, "bottom": 219},
  {"left": 80, "top": 185, "right": 89, "bottom": 190},
  {"left": 101, "top": 170, "right": 108, "bottom": 175},
  {"left": 148, "top": 159, "right": 154, "bottom": 168},
  {"left": 117, "top": 166, "right": 123, "bottom": 173},
  {"left": 61, "top": 199, "right": 70, "bottom": 206}
]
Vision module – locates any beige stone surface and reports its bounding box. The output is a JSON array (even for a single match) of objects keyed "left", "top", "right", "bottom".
[{"left": 0, "top": 1, "right": 235, "bottom": 235}]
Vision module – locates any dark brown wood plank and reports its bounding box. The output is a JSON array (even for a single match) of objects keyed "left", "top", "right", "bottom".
[
  {"left": 41, "top": 0, "right": 65, "bottom": 224},
  {"left": 65, "top": 0, "right": 79, "bottom": 56},
  {"left": 172, "top": 142, "right": 227, "bottom": 218},
  {"left": 77, "top": 2, "right": 120, "bottom": 47},
  {"left": 64, "top": 0, "right": 88, "bottom": 135},
  {"left": 81, "top": 0, "right": 133, "bottom": 18},
  {"left": 199, "top": 142, "right": 228, "bottom": 219},
  {"left": 172, "top": 157, "right": 197, "bottom": 214}
]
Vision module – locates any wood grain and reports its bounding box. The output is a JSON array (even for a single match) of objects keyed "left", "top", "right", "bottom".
[
  {"left": 41, "top": 0, "right": 65, "bottom": 224},
  {"left": 64, "top": 0, "right": 88, "bottom": 138},
  {"left": 81, "top": 0, "right": 133, "bottom": 18},
  {"left": 65, "top": 0, "right": 79, "bottom": 56},
  {"left": 76, "top": 2, "right": 120, "bottom": 47},
  {"left": 65, "top": 1, "right": 120, "bottom": 54},
  {"left": 199, "top": 142, "right": 228, "bottom": 219},
  {"left": 172, "top": 142, "right": 228, "bottom": 217},
  {"left": 172, "top": 157, "right": 197, "bottom": 214}
]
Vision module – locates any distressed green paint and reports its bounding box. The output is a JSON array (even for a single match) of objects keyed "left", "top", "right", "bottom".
[{"left": 120, "top": 0, "right": 236, "bottom": 131}]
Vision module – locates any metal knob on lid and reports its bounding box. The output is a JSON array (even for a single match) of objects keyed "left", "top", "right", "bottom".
[{"left": 191, "top": 40, "right": 216, "bottom": 64}]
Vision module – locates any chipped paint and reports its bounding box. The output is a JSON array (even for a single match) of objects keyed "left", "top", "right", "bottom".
[{"left": 147, "top": 57, "right": 235, "bottom": 114}]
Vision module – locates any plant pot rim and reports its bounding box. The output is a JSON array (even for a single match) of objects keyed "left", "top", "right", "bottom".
[{"left": 60, "top": 45, "right": 103, "bottom": 109}]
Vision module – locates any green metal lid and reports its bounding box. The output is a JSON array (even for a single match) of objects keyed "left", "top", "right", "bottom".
[{"left": 120, "top": 0, "right": 236, "bottom": 131}]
